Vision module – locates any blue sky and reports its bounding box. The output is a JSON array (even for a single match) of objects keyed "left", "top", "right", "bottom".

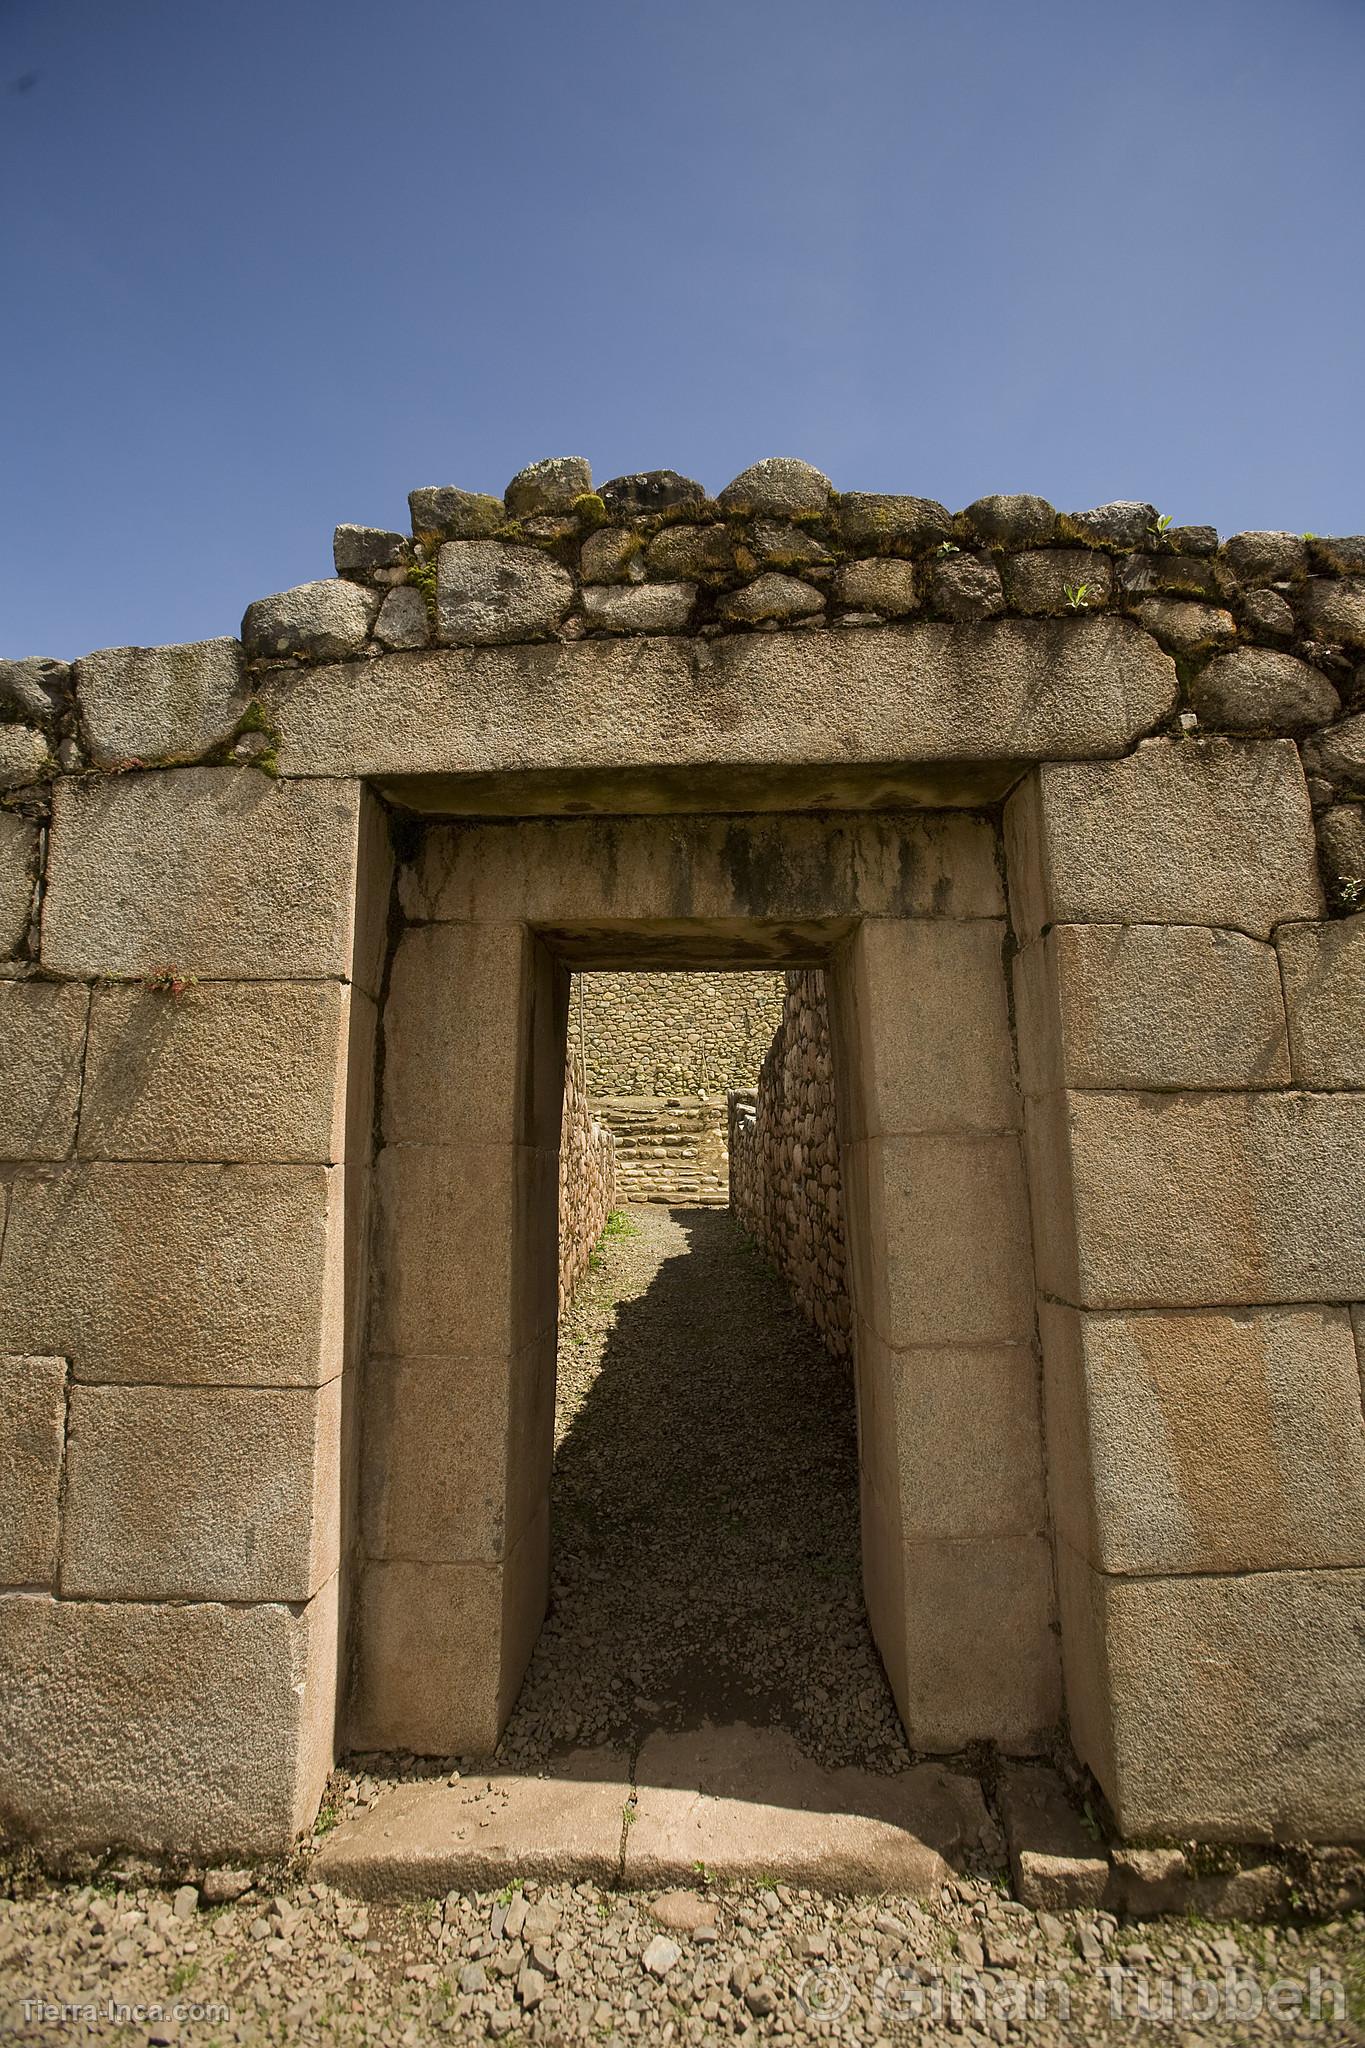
[{"left": 3, "top": 0, "right": 1363, "bottom": 659}]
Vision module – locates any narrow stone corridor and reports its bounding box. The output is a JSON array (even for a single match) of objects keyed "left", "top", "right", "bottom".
[{"left": 497, "top": 1205, "right": 911, "bottom": 1775}]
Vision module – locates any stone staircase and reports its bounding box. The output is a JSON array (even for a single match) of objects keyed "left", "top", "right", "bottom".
[{"left": 591, "top": 1094, "right": 729, "bottom": 1205}]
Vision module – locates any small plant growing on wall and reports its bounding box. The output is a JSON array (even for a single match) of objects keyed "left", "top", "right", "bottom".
[
  {"left": 1064, "top": 583, "right": 1089, "bottom": 611},
  {"left": 142, "top": 965, "right": 198, "bottom": 998}
]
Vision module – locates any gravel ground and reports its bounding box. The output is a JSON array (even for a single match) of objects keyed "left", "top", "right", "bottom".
[{"left": 4, "top": 1205, "right": 1362, "bottom": 2044}]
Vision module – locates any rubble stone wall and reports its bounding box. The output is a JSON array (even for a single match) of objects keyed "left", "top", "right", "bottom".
[
  {"left": 729, "top": 973, "right": 851, "bottom": 1361},
  {"left": 575, "top": 971, "right": 785, "bottom": 1095},
  {"left": 558, "top": 1045, "right": 616, "bottom": 1314},
  {"left": 594, "top": 1095, "right": 729, "bottom": 1205}
]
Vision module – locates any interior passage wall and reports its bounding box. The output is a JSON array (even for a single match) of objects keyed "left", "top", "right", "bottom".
[
  {"left": 577, "top": 970, "right": 785, "bottom": 1095},
  {"left": 729, "top": 971, "right": 851, "bottom": 1360},
  {"left": 558, "top": 1044, "right": 616, "bottom": 1313}
]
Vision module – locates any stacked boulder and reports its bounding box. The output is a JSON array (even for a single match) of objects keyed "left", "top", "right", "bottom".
[
  {"left": 558, "top": 1043, "right": 616, "bottom": 1315},
  {"left": 729, "top": 971, "right": 850, "bottom": 1361}
]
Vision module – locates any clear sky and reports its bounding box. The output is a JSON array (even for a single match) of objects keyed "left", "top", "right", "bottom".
[{"left": 4, "top": 0, "right": 1364, "bottom": 660}]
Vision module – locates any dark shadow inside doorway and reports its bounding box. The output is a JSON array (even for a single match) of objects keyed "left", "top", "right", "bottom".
[{"left": 496, "top": 1203, "right": 910, "bottom": 1777}]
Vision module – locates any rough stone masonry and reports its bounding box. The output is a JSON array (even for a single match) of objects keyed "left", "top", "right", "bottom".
[{"left": 0, "top": 453, "right": 1362, "bottom": 1866}]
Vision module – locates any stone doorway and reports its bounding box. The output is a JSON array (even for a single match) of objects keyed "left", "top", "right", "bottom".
[{"left": 347, "top": 808, "right": 1059, "bottom": 1768}]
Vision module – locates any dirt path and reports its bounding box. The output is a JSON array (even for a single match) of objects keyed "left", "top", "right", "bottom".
[{"left": 497, "top": 1205, "right": 909, "bottom": 1775}]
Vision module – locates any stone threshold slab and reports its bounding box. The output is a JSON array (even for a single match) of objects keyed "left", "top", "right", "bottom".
[{"left": 315, "top": 1725, "right": 999, "bottom": 1902}]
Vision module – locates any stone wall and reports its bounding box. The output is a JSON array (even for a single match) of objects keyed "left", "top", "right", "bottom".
[
  {"left": 729, "top": 973, "right": 851, "bottom": 1361},
  {"left": 558, "top": 1045, "right": 616, "bottom": 1314},
  {"left": 594, "top": 1095, "right": 728, "bottom": 1205},
  {"left": 575, "top": 971, "right": 785, "bottom": 1095}
]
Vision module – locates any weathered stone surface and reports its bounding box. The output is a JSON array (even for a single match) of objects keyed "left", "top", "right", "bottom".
[
  {"left": 436, "top": 540, "right": 573, "bottom": 645},
  {"left": 1042, "top": 1302, "right": 1365, "bottom": 1574},
  {"left": 581, "top": 581, "right": 696, "bottom": 633},
  {"left": 1218, "top": 530, "right": 1308, "bottom": 583},
  {"left": 1190, "top": 646, "right": 1339, "bottom": 733},
  {"left": 1239, "top": 586, "right": 1296, "bottom": 638},
  {"left": 598, "top": 470, "right": 708, "bottom": 519},
  {"left": 408, "top": 486, "right": 504, "bottom": 539},
  {"left": 897, "top": 1535, "right": 1059, "bottom": 1751},
  {"left": 0, "top": 658, "right": 70, "bottom": 722},
  {"left": 0, "top": 724, "right": 53, "bottom": 787},
  {"left": 578, "top": 525, "right": 643, "bottom": 582},
  {"left": 0, "top": 812, "right": 36, "bottom": 955},
  {"left": 833, "top": 558, "right": 918, "bottom": 615},
  {"left": 716, "top": 572, "right": 823, "bottom": 624},
  {"left": 1297, "top": 576, "right": 1365, "bottom": 647},
  {"left": 76, "top": 636, "right": 249, "bottom": 767},
  {"left": 241, "top": 580, "right": 379, "bottom": 662},
  {"left": 78, "top": 980, "right": 351, "bottom": 1163},
  {"left": 928, "top": 552, "right": 1003, "bottom": 620},
  {"left": 834, "top": 918, "right": 1017, "bottom": 1138},
  {"left": 0, "top": 1582, "right": 336, "bottom": 1853},
  {"left": 503, "top": 456, "right": 592, "bottom": 517},
  {"left": 41, "top": 770, "right": 364, "bottom": 979},
  {"left": 1106, "top": 1845, "right": 1189, "bottom": 1915},
  {"left": 315, "top": 1757, "right": 630, "bottom": 1896},
  {"left": 1014, "top": 924, "right": 1290, "bottom": 1093},
  {"left": 333, "top": 526, "right": 409, "bottom": 578},
  {"left": 1058, "top": 1548, "right": 1365, "bottom": 1840},
  {"left": 372, "top": 583, "right": 430, "bottom": 650},
  {"left": 0, "top": 981, "right": 89, "bottom": 1160},
  {"left": 960, "top": 493, "right": 1056, "bottom": 547},
  {"left": 1060, "top": 502, "right": 1157, "bottom": 549},
  {"left": 1277, "top": 912, "right": 1365, "bottom": 1087},
  {"left": 271, "top": 617, "right": 1177, "bottom": 782},
  {"left": 1135, "top": 599, "right": 1236, "bottom": 658},
  {"left": 717, "top": 457, "right": 832, "bottom": 517},
  {"left": 0, "top": 1354, "right": 66, "bottom": 1583},
  {"left": 0, "top": 1163, "right": 342, "bottom": 1384},
  {"left": 1309, "top": 535, "right": 1365, "bottom": 575},
  {"left": 998, "top": 1763, "right": 1109, "bottom": 1910},
  {"left": 404, "top": 809, "right": 1003, "bottom": 928},
  {"left": 844, "top": 1132, "right": 1034, "bottom": 1348},
  {"left": 61, "top": 1380, "right": 339, "bottom": 1600},
  {"left": 1005, "top": 740, "right": 1320, "bottom": 940},
  {"left": 743, "top": 518, "right": 830, "bottom": 570},
  {"left": 1317, "top": 803, "right": 1365, "bottom": 912},
  {"left": 834, "top": 493, "right": 952, "bottom": 553},
  {"left": 1116, "top": 551, "right": 1221, "bottom": 600},
  {"left": 1030, "top": 1088, "right": 1365, "bottom": 1308},
  {"left": 1307, "top": 709, "right": 1365, "bottom": 795},
  {"left": 1001, "top": 548, "right": 1111, "bottom": 617},
  {"left": 626, "top": 1725, "right": 989, "bottom": 1894}
]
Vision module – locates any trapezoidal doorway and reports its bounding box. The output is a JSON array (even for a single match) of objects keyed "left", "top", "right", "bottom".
[{"left": 348, "top": 808, "right": 1061, "bottom": 1761}]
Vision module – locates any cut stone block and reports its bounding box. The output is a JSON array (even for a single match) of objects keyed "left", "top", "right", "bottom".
[
  {"left": 362, "top": 1338, "right": 554, "bottom": 1566},
  {"left": 0, "top": 1355, "right": 66, "bottom": 1584},
  {"left": 270, "top": 616, "right": 1176, "bottom": 783},
  {"left": 402, "top": 809, "right": 1004, "bottom": 929},
  {"left": 626, "top": 1724, "right": 994, "bottom": 1895},
  {"left": 831, "top": 918, "right": 1018, "bottom": 1139},
  {"left": 436, "top": 541, "right": 573, "bottom": 645},
  {"left": 1055, "top": 1545, "right": 1365, "bottom": 1841},
  {"left": 60, "top": 1380, "right": 340, "bottom": 1600},
  {"left": 314, "top": 1754, "right": 631, "bottom": 1897},
  {"left": 0, "top": 1580, "right": 337, "bottom": 1854},
  {"left": 1005, "top": 740, "right": 1321, "bottom": 940},
  {"left": 41, "top": 770, "right": 366, "bottom": 980},
  {"left": 78, "top": 980, "right": 350, "bottom": 1163},
  {"left": 1106, "top": 1845, "right": 1190, "bottom": 1915},
  {"left": 0, "top": 981, "right": 89, "bottom": 1161},
  {"left": 1041, "top": 1301, "right": 1365, "bottom": 1575},
  {"left": 1027, "top": 1088, "right": 1365, "bottom": 1308},
  {"left": 0, "top": 1163, "right": 343, "bottom": 1385},
  {"left": 381, "top": 923, "right": 567, "bottom": 1149},
  {"left": 896, "top": 1535, "right": 1060, "bottom": 1751},
  {"left": 843, "top": 1132, "right": 1034, "bottom": 1348},
  {"left": 1013, "top": 924, "right": 1290, "bottom": 1094},
  {"left": 349, "top": 1508, "right": 546, "bottom": 1754},
  {"left": 998, "top": 1763, "right": 1109, "bottom": 1910},
  {"left": 1277, "top": 913, "right": 1365, "bottom": 1088},
  {"left": 370, "top": 1144, "right": 559, "bottom": 1359},
  {"left": 0, "top": 812, "right": 36, "bottom": 955},
  {"left": 76, "top": 638, "right": 248, "bottom": 767}
]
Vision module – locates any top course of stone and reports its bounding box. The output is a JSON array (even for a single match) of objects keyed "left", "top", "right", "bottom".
[{"left": 0, "top": 456, "right": 1362, "bottom": 909}]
